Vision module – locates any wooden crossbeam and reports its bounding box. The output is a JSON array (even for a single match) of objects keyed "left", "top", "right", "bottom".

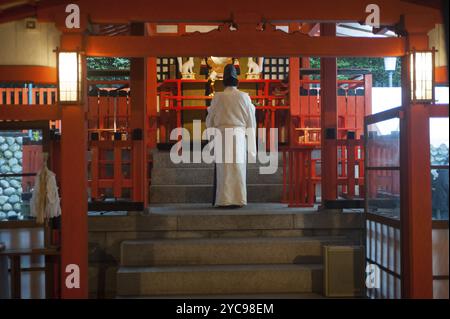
[
  {"left": 86, "top": 33, "right": 406, "bottom": 57},
  {"left": 0, "top": 105, "right": 60, "bottom": 121},
  {"left": 43, "top": 0, "right": 441, "bottom": 25}
]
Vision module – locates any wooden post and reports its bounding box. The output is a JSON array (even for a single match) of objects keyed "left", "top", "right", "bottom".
[
  {"left": 400, "top": 103, "right": 434, "bottom": 298},
  {"left": 130, "top": 23, "right": 148, "bottom": 206},
  {"left": 301, "top": 56, "right": 311, "bottom": 91},
  {"left": 320, "top": 23, "right": 338, "bottom": 202},
  {"left": 288, "top": 22, "right": 301, "bottom": 147},
  {"left": 60, "top": 105, "right": 88, "bottom": 298},
  {"left": 289, "top": 57, "right": 300, "bottom": 146},
  {"left": 398, "top": 17, "right": 434, "bottom": 298},
  {"left": 59, "top": 33, "right": 89, "bottom": 299},
  {"left": 147, "top": 57, "right": 158, "bottom": 150}
]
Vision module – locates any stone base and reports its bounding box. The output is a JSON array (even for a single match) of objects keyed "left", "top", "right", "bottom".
[
  {"left": 88, "top": 204, "right": 364, "bottom": 298},
  {"left": 181, "top": 73, "right": 196, "bottom": 79},
  {"left": 246, "top": 73, "right": 261, "bottom": 80}
]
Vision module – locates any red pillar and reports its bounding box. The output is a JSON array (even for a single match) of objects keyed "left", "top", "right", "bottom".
[
  {"left": 289, "top": 56, "right": 300, "bottom": 146},
  {"left": 288, "top": 23, "right": 301, "bottom": 147},
  {"left": 147, "top": 57, "right": 158, "bottom": 149},
  {"left": 130, "top": 23, "right": 148, "bottom": 206},
  {"left": 400, "top": 104, "right": 434, "bottom": 298},
  {"left": 320, "top": 23, "right": 338, "bottom": 202},
  {"left": 399, "top": 17, "right": 434, "bottom": 299},
  {"left": 59, "top": 33, "right": 88, "bottom": 298},
  {"left": 300, "top": 57, "right": 310, "bottom": 104}
]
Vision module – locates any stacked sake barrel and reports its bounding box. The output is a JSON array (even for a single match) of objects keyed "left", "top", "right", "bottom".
[{"left": 0, "top": 135, "right": 23, "bottom": 220}]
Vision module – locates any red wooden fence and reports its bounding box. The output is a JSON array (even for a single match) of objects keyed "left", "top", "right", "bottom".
[
  {"left": 89, "top": 140, "right": 133, "bottom": 201},
  {"left": 282, "top": 146, "right": 316, "bottom": 207}
]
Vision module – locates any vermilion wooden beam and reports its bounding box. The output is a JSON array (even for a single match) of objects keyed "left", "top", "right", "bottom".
[
  {"left": 59, "top": 32, "right": 88, "bottom": 299},
  {"left": 32, "top": 0, "right": 442, "bottom": 26},
  {"left": 0, "top": 105, "right": 60, "bottom": 121},
  {"left": 146, "top": 56, "right": 158, "bottom": 149},
  {"left": 320, "top": 23, "right": 338, "bottom": 202},
  {"left": 0, "top": 66, "right": 57, "bottom": 84},
  {"left": 428, "top": 104, "right": 449, "bottom": 117},
  {"left": 289, "top": 56, "right": 300, "bottom": 147},
  {"left": 130, "top": 23, "right": 148, "bottom": 206},
  {"left": 399, "top": 38, "right": 433, "bottom": 297},
  {"left": 85, "top": 33, "right": 406, "bottom": 58},
  {"left": 60, "top": 104, "right": 88, "bottom": 299},
  {"left": 364, "top": 74, "right": 373, "bottom": 118},
  {"left": 400, "top": 103, "right": 434, "bottom": 298}
]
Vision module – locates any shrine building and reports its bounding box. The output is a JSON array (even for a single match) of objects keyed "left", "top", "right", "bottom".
[{"left": 0, "top": 0, "right": 448, "bottom": 300}]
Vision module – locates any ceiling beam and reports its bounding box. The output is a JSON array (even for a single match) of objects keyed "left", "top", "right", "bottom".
[
  {"left": 0, "top": 105, "right": 60, "bottom": 121},
  {"left": 31, "top": 0, "right": 441, "bottom": 26},
  {"left": 85, "top": 30, "right": 406, "bottom": 57},
  {"left": 0, "top": 65, "right": 56, "bottom": 83},
  {"left": 0, "top": 0, "right": 74, "bottom": 23}
]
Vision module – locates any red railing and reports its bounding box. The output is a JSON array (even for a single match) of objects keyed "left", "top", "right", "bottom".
[
  {"left": 336, "top": 139, "right": 365, "bottom": 199},
  {"left": 87, "top": 81, "right": 131, "bottom": 141},
  {"left": 0, "top": 87, "right": 57, "bottom": 105},
  {"left": 86, "top": 82, "right": 143, "bottom": 202},
  {"left": 282, "top": 145, "right": 316, "bottom": 207},
  {"left": 366, "top": 134, "right": 401, "bottom": 199},
  {"left": 157, "top": 79, "right": 290, "bottom": 146},
  {"left": 0, "top": 86, "right": 60, "bottom": 129},
  {"left": 88, "top": 140, "right": 133, "bottom": 201},
  {"left": 293, "top": 77, "right": 371, "bottom": 147},
  {"left": 290, "top": 77, "right": 370, "bottom": 201},
  {"left": 282, "top": 140, "right": 364, "bottom": 206}
]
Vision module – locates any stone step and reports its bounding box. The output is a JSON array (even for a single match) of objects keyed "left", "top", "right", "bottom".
[
  {"left": 151, "top": 167, "right": 283, "bottom": 185},
  {"left": 117, "top": 264, "right": 323, "bottom": 296},
  {"left": 90, "top": 205, "right": 363, "bottom": 233},
  {"left": 150, "top": 184, "right": 283, "bottom": 203},
  {"left": 120, "top": 236, "right": 347, "bottom": 267},
  {"left": 151, "top": 151, "right": 284, "bottom": 169}
]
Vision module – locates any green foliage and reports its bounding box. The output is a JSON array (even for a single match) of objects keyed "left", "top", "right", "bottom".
[
  {"left": 87, "top": 56, "right": 401, "bottom": 87},
  {"left": 86, "top": 57, "right": 130, "bottom": 81},
  {"left": 310, "top": 57, "right": 401, "bottom": 87},
  {"left": 87, "top": 57, "right": 130, "bottom": 70}
]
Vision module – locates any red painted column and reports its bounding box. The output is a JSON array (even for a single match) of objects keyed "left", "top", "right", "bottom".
[
  {"left": 60, "top": 106, "right": 88, "bottom": 298},
  {"left": 59, "top": 33, "right": 88, "bottom": 298},
  {"left": 320, "top": 23, "right": 338, "bottom": 202},
  {"left": 364, "top": 74, "right": 373, "bottom": 117},
  {"left": 147, "top": 57, "right": 158, "bottom": 149},
  {"left": 400, "top": 104, "right": 433, "bottom": 298},
  {"left": 289, "top": 56, "right": 300, "bottom": 146},
  {"left": 130, "top": 23, "right": 148, "bottom": 206},
  {"left": 288, "top": 23, "right": 301, "bottom": 147},
  {"left": 399, "top": 17, "right": 434, "bottom": 299},
  {"left": 301, "top": 56, "right": 311, "bottom": 86}
]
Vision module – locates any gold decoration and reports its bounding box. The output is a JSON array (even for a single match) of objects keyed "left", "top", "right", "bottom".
[{"left": 207, "top": 57, "right": 233, "bottom": 79}]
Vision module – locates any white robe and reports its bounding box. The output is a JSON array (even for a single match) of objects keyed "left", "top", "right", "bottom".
[{"left": 206, "top": 87, "right": 256, "bottom": 206}]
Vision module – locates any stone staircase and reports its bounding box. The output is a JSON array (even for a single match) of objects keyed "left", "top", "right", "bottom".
[
  {"left": 115, "top": 204, "right": 363, "bottom": 298},
  {"left": 149, "top": 150, "right": 284, "bottom": 203}
]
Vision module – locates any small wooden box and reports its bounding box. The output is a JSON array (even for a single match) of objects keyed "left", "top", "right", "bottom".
[{"left": 323, "top": 245, "right": 365, "bottom": 297}]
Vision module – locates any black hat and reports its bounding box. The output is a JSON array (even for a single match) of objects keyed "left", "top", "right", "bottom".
[{"left": 223, "top": 64, "right": 238, "bottom": 81}]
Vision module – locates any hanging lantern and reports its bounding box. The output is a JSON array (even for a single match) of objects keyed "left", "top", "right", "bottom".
[
  {"left": 57, "top": 50, "right": 83, "bottom": 104},
  {"left": 409, "top": 49, "right": 435, "bottom": 103}
]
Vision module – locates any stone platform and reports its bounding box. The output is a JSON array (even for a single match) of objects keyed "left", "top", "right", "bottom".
[{"left": 87, "top": 203, "right": 364, "bottom": 298}]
